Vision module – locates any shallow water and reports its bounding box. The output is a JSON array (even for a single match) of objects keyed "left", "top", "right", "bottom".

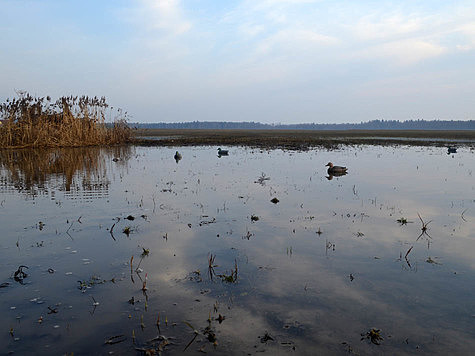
[{"left": 1, "top": 145, "right": 474, "bottom": 355}]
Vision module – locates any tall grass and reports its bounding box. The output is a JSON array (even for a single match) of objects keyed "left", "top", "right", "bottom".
[{"left": 0, "top": 92, "right": 131, "bottom": 148}]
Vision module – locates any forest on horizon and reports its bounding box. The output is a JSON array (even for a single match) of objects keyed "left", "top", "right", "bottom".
[{"left": 131, "top": 119, "right": 475, "bottom": 130}]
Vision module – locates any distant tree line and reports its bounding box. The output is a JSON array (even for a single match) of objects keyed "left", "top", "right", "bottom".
[{"left": 131, "top": 119, "right": 475, "bottom": 130}]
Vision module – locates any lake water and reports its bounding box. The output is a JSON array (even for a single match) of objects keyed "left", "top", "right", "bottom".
[{"left": 1, "top": 145, "right": 474, "bottom": 355}]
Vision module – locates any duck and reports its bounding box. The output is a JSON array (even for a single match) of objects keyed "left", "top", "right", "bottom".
[
  {"left": 217, "top": 148, "right": 229, "bottom": 156},
  {"left": 326, "top": 162, "right": 348, "bottom": 174},
  {"left": 174, "top": 151, "right": 182, "bottom": 163},
  {"left": 447, "top": 146, "right": 457, "bottom": 154}
]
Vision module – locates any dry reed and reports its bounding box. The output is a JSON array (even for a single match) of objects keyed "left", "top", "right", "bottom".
[{"left": 0, "top": 92, "right": 131, "bottom": 148}]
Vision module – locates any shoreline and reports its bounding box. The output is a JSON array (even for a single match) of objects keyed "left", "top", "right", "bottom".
[{"left": 132, "top": 129, "right": 475, "bottom": 150}]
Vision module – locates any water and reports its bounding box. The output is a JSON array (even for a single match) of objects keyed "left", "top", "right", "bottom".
[{"left": 1, "top": 145, "right": 474, "bottom": 355}]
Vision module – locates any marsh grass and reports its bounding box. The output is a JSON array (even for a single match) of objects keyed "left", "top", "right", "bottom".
[{"left": 0, "top": 92, "right": 131, "bottom": 148}]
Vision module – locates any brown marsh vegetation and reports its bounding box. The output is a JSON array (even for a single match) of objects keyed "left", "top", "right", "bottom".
[
  {"left": 0, "top": 92, "right": 131, "bottom": 148},
  {"left": 133, "top": 128, "right": 475, "bottom": 149}
]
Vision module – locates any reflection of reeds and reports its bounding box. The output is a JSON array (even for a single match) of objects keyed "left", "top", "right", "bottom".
[
  {"left": 0, "top": 93, "right": 131, "bottom": 148},
  {"left": 0, "top": 146, "right": 132, "bottom": 193}
]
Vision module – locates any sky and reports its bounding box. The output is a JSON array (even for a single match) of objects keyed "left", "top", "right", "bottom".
[{"left": 1, "top": 0, "right": 474, "bottom": 124}]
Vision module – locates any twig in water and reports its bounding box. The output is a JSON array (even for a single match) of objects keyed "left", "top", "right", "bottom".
[
  {"left": 109, "top": 222, "right": 116, "bottom": 241},
  {"left": 404, "top": 246, "right": 414, "bottom": 268},
  {"left": 183, "top": 321, "right": 199, "bottom": 351},
  {"left": 105, "top": 335, "right": 126, "bottom": 345},
  {"left": 66, "top": 221, "right": 74, "bottom": 239},
  {"left": 142, "top": 273, "right": 148, "bottom": 291},
  {"left": 208, "top": 254, "right": 217, "bottom": 280},
  {"left": 418, "top": 213, "right": 432, "bottom": 233},
  {"left": 417, "top": 213, "right": 432, "bottom": 241}
]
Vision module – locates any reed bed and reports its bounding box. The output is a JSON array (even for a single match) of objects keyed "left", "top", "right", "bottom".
[{"left": 0, "top": 93, "right": 131, "bottom": 148}]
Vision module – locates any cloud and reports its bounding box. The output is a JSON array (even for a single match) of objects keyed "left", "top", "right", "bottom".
[
  {"left": 255, "top": 29, "right": 338, "bottom": 55},
  {"left": 353, "top": 13, "right": 425, "bottom": 41},
  {"left": 454, "top": 23, "right": 475, "bottom": 51},
  {"left": 108, "top": 1, "right": 475, "bottom": 122},
  {"left": 123, "top": 0, "right": 191, "bottom": 35},
  {"left": 360, "top": 39, "right": 447, "bottom": 66}
]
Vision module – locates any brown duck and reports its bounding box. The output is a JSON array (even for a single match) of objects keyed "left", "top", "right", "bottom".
[{"left": 326, "top": 162, "right": 348, "bottom": 174}]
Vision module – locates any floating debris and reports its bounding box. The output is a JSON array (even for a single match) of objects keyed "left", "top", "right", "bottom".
[
  {"left": 251, "top": 215, "right": 259, "bottom": 222},
  {"left": 270, "top": 197, "right": 279, "bottom": 204},
  {"left": 426, "top": 256, "right": 441, "bottom": 265},
  {"left": 199, "top": 217, "right": 216, "bottom": 226},
  {"left": 77, "top": 276, "right": 108, "bottom": 292},
  {"left": 361, "top": 328, "right": 383, "bottom": 345},
  {"left": 259, "top": 332, "right": 274, "bottom": 343},
  {"left": 218, "top": 260, "right": 238, "bottom": 283},
  {"left": 255, "top": 173, "right": 270, "bottom": 185},
  {"left": 396, "top": 217, "right": 412, "bottom": 225},
  {"left": 105, "top": 334, "right": 126, "bottom": 345},
  {"left": 141, "top": 248, "right": 150, "bottom": 257},
  {"left": 13, "top": 265, "right": 28, "bottom": 283}
]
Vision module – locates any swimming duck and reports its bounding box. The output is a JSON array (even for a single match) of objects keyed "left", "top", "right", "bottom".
[
  {"left": 447, "top": 146, "right": 457, "bottom": 154},
  {"left": 326, "top": 162, "right": 348, "bottom": 174},
  {"left": 174, "top": 151, "right": 182, "bottom": 163},
  {"left": 217, "top": 148, "right": 229, "bottom": 156}
]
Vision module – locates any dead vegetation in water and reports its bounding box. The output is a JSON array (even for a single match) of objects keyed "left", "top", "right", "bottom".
[
  {"left": 361, "top": 328, "right": 383, "bottom": 345},
  {"left": 218, "top": 260, "right": 239, "bottom": 283},
  {"left": 396, "top": 217, "right": 413, "bottom": 225},
  {"left": 255, "top": 173, "right": 271, "bottom": 185},
  {"left": 417, "top": 213, "right": 432, "bottom": 241},
  {"left": 77, "top": 275, "right": 114, "bottom": 292},
  {"left": 13, "top": 265, "right": 29, "bottom": 283},
  {"left": 0, "top": 92, "right": 131, "bottom": 148}
]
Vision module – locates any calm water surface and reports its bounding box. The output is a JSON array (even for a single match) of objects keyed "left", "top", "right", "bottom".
[{"left": 1, "top": 145, "right": 474, "bottom": 355}]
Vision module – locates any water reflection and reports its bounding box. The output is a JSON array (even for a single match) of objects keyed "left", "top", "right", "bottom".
[
  {"left": 1, "top": 145, "right": 474, "bottom": 355},
  {"left": 326, "top": 171, "right": 348, "bottom": 180},
  {"left": 0, "top": 146, "right": 132, "bottom": 198}
]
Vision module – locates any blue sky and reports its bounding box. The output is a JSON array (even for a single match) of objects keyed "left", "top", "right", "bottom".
[{"left": 1, "top": 0, "right": 474, "bottom": 124}]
